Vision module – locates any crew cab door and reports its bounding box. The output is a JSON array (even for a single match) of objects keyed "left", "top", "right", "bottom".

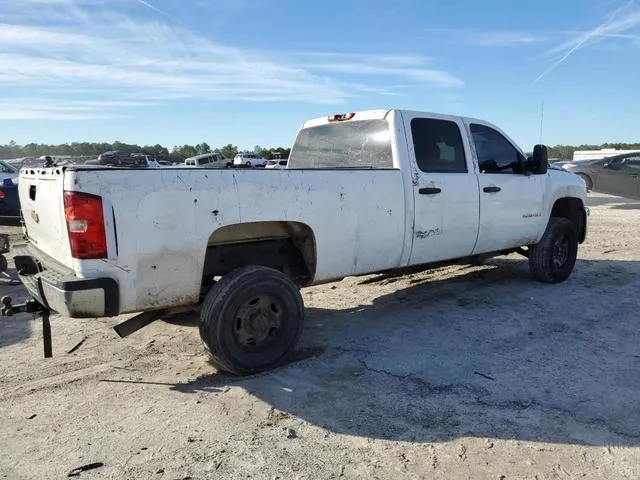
[
  {"left": 403, "top": 114, "right": 480, "bottom": 265},
  {"left": 464, "top": 121, "right": 546, "bottom": 254}
]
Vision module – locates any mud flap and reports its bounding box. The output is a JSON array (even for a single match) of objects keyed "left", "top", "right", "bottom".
[{"left": 113, "top": 309, "right": 169, "bottom": 338}]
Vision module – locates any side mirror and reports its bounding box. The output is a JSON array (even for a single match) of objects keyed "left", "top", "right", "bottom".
[{"left": 526, "top": 144, "right": 548, "bottom": 175}]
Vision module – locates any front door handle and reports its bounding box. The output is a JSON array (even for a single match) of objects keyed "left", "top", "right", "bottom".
[
  {"left": 631, "top": 174, "right": 639, "bottom": 179},
  {"left": 419, "top": 187, "right": 442, "bottom": 195},
  {"left": 483, "top": 186, "right": 501, "bottom": 193}
]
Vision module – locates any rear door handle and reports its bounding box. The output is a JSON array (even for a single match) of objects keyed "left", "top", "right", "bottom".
[
  {"left": 419, "top": 187, "right": 441, "bottom": 195},
  {"left": 483, "top": 186, "right": 501, "bottom": 193},
  {"left": 631, "top": 174, "right": 639, "bottom": 179}
]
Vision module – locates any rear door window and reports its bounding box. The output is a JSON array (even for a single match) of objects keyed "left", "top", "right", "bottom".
[{"left": 410, "top": 118, "right": 467, "bottom": 173}]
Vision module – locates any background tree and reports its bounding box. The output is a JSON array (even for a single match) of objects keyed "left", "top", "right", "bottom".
[
  {"left": 177, "top": 144, "right": 198, "bottom": 159},
  {"left": 3, "top": 140, "right": 634, "bottom": 165},
  {"left": 219, "top": 144, "right": 238, "bottom": 160},
  {"left": 196, "top": 142, "right": 211, "bottom": 155}
]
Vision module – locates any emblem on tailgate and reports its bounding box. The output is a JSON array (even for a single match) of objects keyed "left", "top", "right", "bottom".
[{"left": 30, "top": 209, "right": 39, "bottom": 223}]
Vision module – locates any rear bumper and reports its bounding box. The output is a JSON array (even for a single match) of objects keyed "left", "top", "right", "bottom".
[
  {"left": 0, "top": 215, "right": 22, "bottom": 227},
  {"left": 12, "top": 243, "right": 120, "bottom": 318}
]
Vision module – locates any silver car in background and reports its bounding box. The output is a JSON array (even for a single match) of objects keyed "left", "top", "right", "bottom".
[{"left": 561, "top": 151, "right": 640, "bottom": 199}]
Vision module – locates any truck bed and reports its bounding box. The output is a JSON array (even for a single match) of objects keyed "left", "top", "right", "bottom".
[{"left": 18, "top": 165, "right": 412, "bottom": 314}]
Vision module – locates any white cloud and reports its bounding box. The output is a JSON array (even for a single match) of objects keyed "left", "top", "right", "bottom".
[
  {"left": 535, "top": 1, "right": 640, "bottom": 82},
  {"left": 0, "top": 1, "right": 463, "bottom": 120},
  {"left": 300, "top": 62, "right": 463, "bottom": 88},
  {"left": 424, "top": 28, "right": 547, "bottom": 47},
  {"left": 0, "top": 99, "right": 148, "bottom": 120},
  {"left": 466, "top": 32, "right": 546, "bottom": 47}
]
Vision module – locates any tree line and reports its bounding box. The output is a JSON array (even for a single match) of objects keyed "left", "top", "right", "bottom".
[
  {"left": 0, "top": 141, "right": 291, "bottom": 163},
  {"left": 2, "top": 140, "right": 639, "bottom": 163}
]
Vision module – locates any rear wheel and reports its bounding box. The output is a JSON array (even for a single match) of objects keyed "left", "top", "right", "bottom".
[
  {"left": 528, "top": 217, "right": 578, "bottom": 283},
  {"left": 199, "top": 265, "right": 304, "bottom": 376}
]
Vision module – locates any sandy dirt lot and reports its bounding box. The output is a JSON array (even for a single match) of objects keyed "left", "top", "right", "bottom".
[{"left": 1, "top": 193, "right": 639, "bottom": 479}]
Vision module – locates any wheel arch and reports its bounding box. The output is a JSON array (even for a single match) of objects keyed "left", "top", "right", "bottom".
[
  {"left": 202, "top": 221, "right": 317, "bottom": 288},
  {"left": 549, "top": 197, "right": 587, "bottom": 244},
  {"left": 575, "top": 172, "right": 593, "bottom": 191}
]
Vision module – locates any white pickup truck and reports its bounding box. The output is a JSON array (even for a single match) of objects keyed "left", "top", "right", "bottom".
[{"left": 9, "top": 109, "right": 588, "bottom": 375}]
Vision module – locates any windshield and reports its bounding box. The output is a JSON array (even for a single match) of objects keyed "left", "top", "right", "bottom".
[
  {"left": 288, "top": 119, "right": 393, "bottom": 169},
  {"left": 0, "top": 160, "right": 19, "bottom": 174}
]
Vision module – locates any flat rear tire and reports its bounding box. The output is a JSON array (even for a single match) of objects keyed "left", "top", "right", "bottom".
[{"left": 199, "top": 265, "right": 304, "bottom": 376}]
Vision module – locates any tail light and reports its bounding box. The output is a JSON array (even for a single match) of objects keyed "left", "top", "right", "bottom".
[
  {"left": 0, "top": 190, "right": 5, "bottom": 200},
  {"left": 63, "top": 191, "right": 107, "bottom": 259}
]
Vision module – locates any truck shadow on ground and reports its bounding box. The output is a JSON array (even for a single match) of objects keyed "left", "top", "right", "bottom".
[
  {"left": 0, "top": 266, "right": 33, "bottom": 348},
  {"left": 170, "top": 257, "right": 640, "bottom": 447},
  {"left": 586, "top": 194, "right": 636, "bottom": 207},
  {"left": 611, "top": 203, "right": 640, "bottom": 210}
]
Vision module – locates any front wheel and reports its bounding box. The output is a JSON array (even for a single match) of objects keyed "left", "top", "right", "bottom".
[
  {"left": 528, "top": 217, "right": 578, "bottom": 283},
  {"left": 199, "top": 265, "right": 305, "bottom": 376}
]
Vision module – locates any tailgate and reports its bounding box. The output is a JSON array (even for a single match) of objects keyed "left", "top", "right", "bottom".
[{"left": 19, "top": 167, "right": 73, "bottom": 266}]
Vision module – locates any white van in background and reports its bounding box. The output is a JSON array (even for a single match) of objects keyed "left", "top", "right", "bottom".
[
  {"left": 233, "top": 152, "right": 267, "bottom": 167},
  {"left": 185, "top": 152, "right": 231, "bottom": 168}
]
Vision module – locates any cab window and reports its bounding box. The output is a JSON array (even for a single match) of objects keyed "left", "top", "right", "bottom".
[{"left": 410, "top": 117, "right": 467, "bottom": 173}]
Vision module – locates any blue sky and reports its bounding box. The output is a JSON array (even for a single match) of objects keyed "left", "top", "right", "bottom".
[{"left": 0, "top": 0, "right": 639, "bottom": 151}]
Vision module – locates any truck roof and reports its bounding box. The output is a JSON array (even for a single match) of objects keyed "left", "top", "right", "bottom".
[{"left": 299, "top": 108, "right": 493, "bottom": 129}]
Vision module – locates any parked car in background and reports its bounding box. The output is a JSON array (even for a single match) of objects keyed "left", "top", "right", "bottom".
[
  {"left": 85, "top": 151, "right": 159, "bottom": 168},
  {"left": 233, "top": 152, "right": 267, "bottom": 167},
  {"left": 561, "top": 151, "right": 640, "bottom": 199},
  {"left": 185, "top": 152, "right": 231, "bottom": 168},
  {"left": 131, "top": 153, "right": 161, "bottom": 168},
  {"left": 0, "top": 160, "right": 21, "bottom": 225},
  {"left": 265, "top": 159, "right": 288, "bottom": 169}
]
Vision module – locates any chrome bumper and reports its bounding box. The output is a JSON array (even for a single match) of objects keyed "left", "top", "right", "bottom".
[{"left": 12, "top": 243, "right": 119, "bottom": 318}]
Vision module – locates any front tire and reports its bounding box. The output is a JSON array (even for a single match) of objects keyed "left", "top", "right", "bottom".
[
  {"left": 199, "top": 265, "right": 305, "bottom": 376},
  {"left": 528, "top": 217, "right": 578, "bottom": 283}
]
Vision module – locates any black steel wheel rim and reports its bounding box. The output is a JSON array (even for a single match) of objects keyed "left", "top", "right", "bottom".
[{"left": 232, "top": 294, "right": 284, "bottom": 352}]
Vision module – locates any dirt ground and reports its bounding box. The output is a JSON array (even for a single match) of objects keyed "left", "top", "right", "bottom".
[{"left": 1, "top": 193, "right": 639, "bottom": 480}]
